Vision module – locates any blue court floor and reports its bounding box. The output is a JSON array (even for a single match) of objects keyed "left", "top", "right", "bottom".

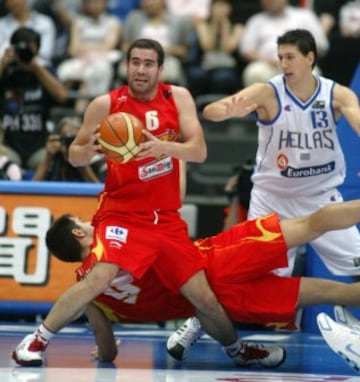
[{"left": 1, "top": 322, "right": 360, "bottom": 382}]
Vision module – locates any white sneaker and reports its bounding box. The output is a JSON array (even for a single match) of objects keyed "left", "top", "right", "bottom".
[
  {"left": 12, "top": 333, "right": 48, "bottom": 366},
  {"left": 166, "top": 317, "right": 204, "bottom": 360},
  {"left": 317, "top": 312, "right": 360, "bottom": 371},
  {"left": 334, "top": 305, "right": 360, "bottom": 330},
  {"left": 227, "top": 342, "right": 286, "bottom": 368}
]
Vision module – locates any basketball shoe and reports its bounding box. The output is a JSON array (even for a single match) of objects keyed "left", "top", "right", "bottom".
[
  {"left": 317, "top": 312, "right": 360, "bottom": 371},
  {"left": 334, "top": 305, "right": 360, "bottom": 330},
  {"left": 227, "top": 342, "right": 286, "bottom": 368},
  {"left": 166, "top": 317, "right": 204, "bottom": 360},
  {"left": 12, "top": 333, "right": 48, "bottom": 366}
]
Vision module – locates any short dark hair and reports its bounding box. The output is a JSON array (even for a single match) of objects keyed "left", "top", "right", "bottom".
[
  {"left": 10, "top": 26, "right": 41, "bottom": 51},
  {"left": 277, "top": 29, "right": 317, "bottom": 68},
  {"left": 46, "top": 214, "right": 82, "bottom": 263},
  {"left": 126, "top": 38, "right": 165, "bottom": 66}
]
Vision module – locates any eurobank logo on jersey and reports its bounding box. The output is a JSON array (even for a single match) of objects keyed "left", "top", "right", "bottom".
[
  {"left": 281, "top": 161, "right": 335, "bottom": 178},
  {"left": 105, "top": 226, "right": 128, "bottom": 242}
]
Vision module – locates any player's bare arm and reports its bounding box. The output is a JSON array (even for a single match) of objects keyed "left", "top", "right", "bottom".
[
  {"left": 203, "top": 83, "right": 273, "bottom": 122},
  {"left": 172, "top": 85, "right": 207, "bottom": 162},
  {"left": 42, "top": 262, "right": 119, "bottom": 334},
  {"left": 138, "top": 86, "right": 207, "bottom": 163},
  {"left": 333, "top": 84, "right": 360, "bottom": 136},
  {"left": 86, "top": 302, "right": 118, "bottom": 362},
  {"left": 69, "top": 95, "right": 110, "bottom": 166}
]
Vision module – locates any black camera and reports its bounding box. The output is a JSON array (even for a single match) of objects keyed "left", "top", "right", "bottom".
[
  {"left": 13, "top": 41, "right": 35, "bottom": 64},
  {"left": 61, "top": 134, "right": 76, "bottom": 149}
]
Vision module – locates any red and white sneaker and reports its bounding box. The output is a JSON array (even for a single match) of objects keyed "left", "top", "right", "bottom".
[
  {"left": 227, "top": 342, "right": 286, "bottom": 368},
  {"left": 12, "top": 333, "right": 48, "bottom": 366}
]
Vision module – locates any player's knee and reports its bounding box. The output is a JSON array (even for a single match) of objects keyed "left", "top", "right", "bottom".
[{"left": 180, "top": 270, "right": 222, "bottom": 314}]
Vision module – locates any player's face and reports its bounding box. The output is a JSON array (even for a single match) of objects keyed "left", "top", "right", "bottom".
[
  {"left": 126, "top": 48, "right": 163, "bottom": 98},
  {"left": 278, "top": 44, "right": 313, "bottom": 84}
]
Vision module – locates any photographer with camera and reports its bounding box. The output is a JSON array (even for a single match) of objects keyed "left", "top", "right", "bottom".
[
  {"left": 32, "top": 116, "right": 103, "bottom": 182},
  {"left": 0, "top": 0, "right": 56, "bottom": 67},
  {"left": 0, "top": 26, "right": 67, "bottom": 172}
]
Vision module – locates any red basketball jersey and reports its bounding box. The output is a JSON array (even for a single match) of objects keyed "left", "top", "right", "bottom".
[{"left": 94, "top": 83, "right": 181, "bottom": 218}]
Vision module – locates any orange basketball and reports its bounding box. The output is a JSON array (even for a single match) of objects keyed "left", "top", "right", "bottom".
[{"left": 98, "top": 112, "right": 146, "bottom": 164}]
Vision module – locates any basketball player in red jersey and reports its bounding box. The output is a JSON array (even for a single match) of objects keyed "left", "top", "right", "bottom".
[
  {"left": 37, "top": 198, "right": 360, "bottom": 365},
  {"left": 12, "top": 38, "right": 255, "bottom": 367}
]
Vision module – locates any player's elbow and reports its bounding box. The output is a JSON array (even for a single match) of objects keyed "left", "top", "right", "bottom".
[{"left": 193, "top": 144, "right": 207, "bottom": 163}]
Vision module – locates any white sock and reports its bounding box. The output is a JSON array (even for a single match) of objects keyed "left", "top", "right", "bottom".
[
  {"left": 224, "top": 338, "right": 243, "bottom": 356},
  {"left": 35, "top": 323, "right": 55, "bottom": 342}
]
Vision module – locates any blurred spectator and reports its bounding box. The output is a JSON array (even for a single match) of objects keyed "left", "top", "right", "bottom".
[
  {"left": 0, "top": 27, "right": 67, "bottom": 171},
  {"left": 119, "top": 0, "right": 193, "bottom": 86},
  {"left": 32, "top": 116, "right": 102, "bottom": 182},
  {"left": 0, "top": 0, "right": 56, "bottom": 67},
  {"left": 31, "top": 0, "right": 79, "bottom": 66},
  {"left": 312, "top": 0, "right": 359, "bottom": 85},
  {"left": 0, "top": 2, "right": 8, "bottom": 16},
  {"left": 310, "top": 0, "right": 347, "bottom": 36},
  {"left": 55, "top": 0, "right": 82, "bottom": 14},
  {"left": 187, "top": 0, "right": 243, "bottom": 97},
  {"left": 165, "top": 0, "right": 211, "bottom": 23},
  {"left": 106, "top": 0, "right": 141, "bottom": 22},
  {"left": 239, "top": 0, "right": 329, "bottom": 87},
  {"left": 56, "top": 0, "right": 121, "bottom": 115},
  {"left": 0, "top": 125, "right": 22, "bottom": 180},
  {"left": 339, "top": 0, "right": 360, "bottom": 37}
]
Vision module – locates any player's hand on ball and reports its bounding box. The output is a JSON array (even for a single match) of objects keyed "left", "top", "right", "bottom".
[
  {"left": 93, "top": 125, "right": 104, "bottom": 153},
  {"left": 136, "top": 130, "right": 164, "bottom": 159},
  {"left": 86, "top": 124, "right": 103, "bottom": 158}
]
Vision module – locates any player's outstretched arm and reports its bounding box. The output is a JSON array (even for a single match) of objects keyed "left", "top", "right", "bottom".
[
  {"left": 202, "top": 83, "right": 268, "bottom": 122},
  {"left": 333, "top": 84, "right": 360, "bottom": 136},
  {"left": 42, "top": 262, "right": 118, "bottom": 334},
  {"left": 86, "top": 302, "right": 118, "bottom": 362},
  {"left": 280, "top": 199, "right": 360, "bottom": 249}
]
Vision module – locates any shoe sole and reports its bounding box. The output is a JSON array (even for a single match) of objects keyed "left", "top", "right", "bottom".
[
  {"left": 12, "top": 351, "right": 43, "bottom": 367},
  {"left": 167, "top": 343, "right": 186, "bottom": 361}
]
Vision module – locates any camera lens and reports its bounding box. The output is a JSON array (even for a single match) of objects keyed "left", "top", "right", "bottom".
[{"left": 14, "top": 41, "right": 35, "bottom": 63}]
